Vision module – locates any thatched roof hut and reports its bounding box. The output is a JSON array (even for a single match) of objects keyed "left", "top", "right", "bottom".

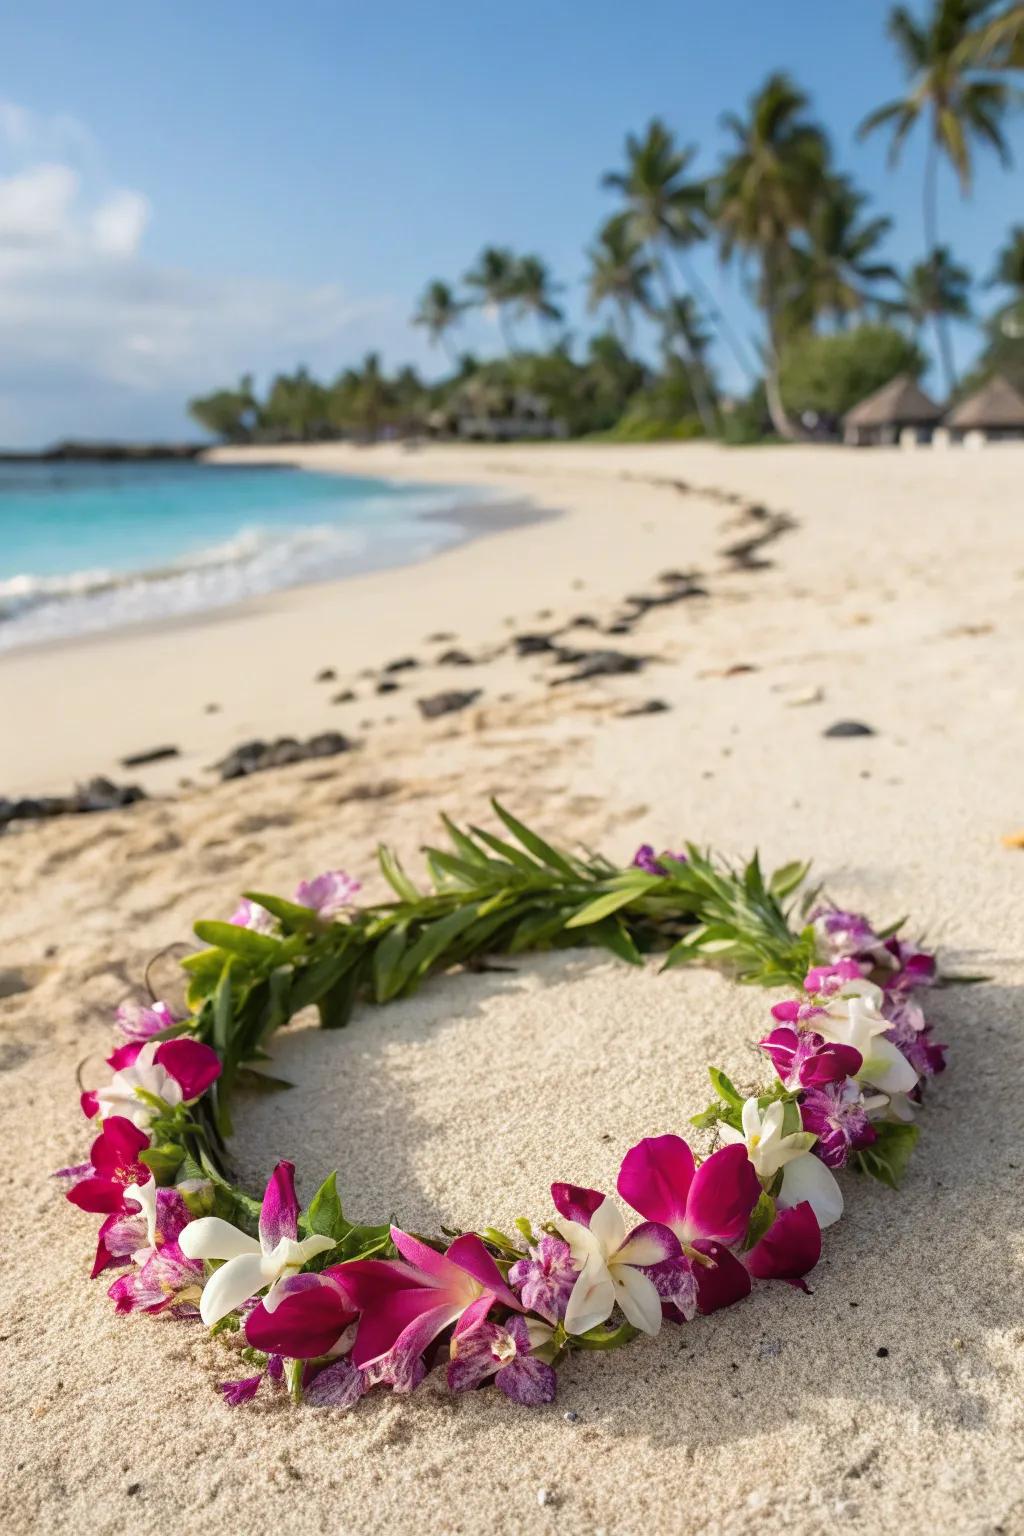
[
  {"left": 843, "top": 375, "right": 944, "bottom": 446},
  {"left": 944, "top": 375, "right": 1024, "bottom": 441}
]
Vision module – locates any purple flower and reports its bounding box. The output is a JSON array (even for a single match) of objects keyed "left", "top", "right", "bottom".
[
  {"left": 448, "top": 1313, "right": 556, "bottom": 1406},
  {"left": 294, "top": 870, "right": 361, "bottom": 920},
  {"left": 631, "top": 844, "right": 686, "bottom": 876},
  {"left": 811, "top": 907, "right": 894, "bottom": 967},
  {"left": 799, "top": 1082, "right": 877, "bottom": 1169},
  {"left": 219, "top": 1353, "right": 284, "bottom": 1407},
  {"left": 230, "top": 898, "right": 277, "bottom": 934},
  {"left": 508, "top": 1236, "right": 577, "bottom": 1325},
  {"left": 114, "top": 999, "right": 179, "bottom": 1043},
  {"left": 882, "top": 940, "right": 938, "bottom": 995},
  {"left": 882, "top": 996, "right": 947, "bottom": 1078},
  {"left": 108, "top": 1237, "right": 204, "bottom": 1316}
]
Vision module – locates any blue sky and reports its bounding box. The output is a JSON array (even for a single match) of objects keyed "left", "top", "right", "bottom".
[{"left": 2, "top": 0, "right": 1021, "bottom": 444}]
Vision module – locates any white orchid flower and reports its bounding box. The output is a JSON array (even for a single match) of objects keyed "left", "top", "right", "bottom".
[
  {"left": 815, "top": 985, "right": 919, "bottom": 1095},
  {"left": 555, "top": 1197, "right": 678, "bottom": 1337},
  {"left": 721, "top": 1097, "right": 844, "bottom": 1230},
  {"left": 93, "top": 1041, "right": 185, "bottom": 1130},
  {"left": 179, "top": 1160, "right": 334, "bottom": 1327}
]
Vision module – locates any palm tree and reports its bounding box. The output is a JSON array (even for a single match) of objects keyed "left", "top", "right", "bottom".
[
  {"left": 898, "top": 245, "right": 972, "bottom": 389},
  {"left": 510, "top": 255, "right": 564, "bottom": 340},
  {"left": 710, "top": 72, "right": 830, "bottom": 438},
  {"left": 986, "top": 224, "right": 1024, "bottom": 339},
  {"left": 958, "top": 1, "right": 1024, "bottom": 65},
  {"left": 859, "top": 2, "right": 1014, "bottom": 264},
  {"left": 463, "top": 246, "right": 519, "bottom": 352},
  {"left": 585, "top": 215, "right": 653, "bottom": 345},
  {"left": 602, "top": 120, "right": 720, "bottom": 430},
  {"left": 412, "top": 280, "right": 464, "bottom": 363},
  {"left": 790, "top": 176, "right": 899, "bottom": 328}
]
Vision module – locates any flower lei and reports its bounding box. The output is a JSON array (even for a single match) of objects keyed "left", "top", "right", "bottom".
[{"left": 58, "top": 803, "right": 950, "bottom": 1411}]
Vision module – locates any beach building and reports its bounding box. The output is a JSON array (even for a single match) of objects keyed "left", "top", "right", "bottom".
[
  {"left": 942, "top": 375, "right": 1024, "bottom": 447},
  {"left": 842, "top": 375, "right": 944, "bottom": 447}
]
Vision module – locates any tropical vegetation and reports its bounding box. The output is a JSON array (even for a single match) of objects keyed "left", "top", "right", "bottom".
[{"left": 189, "top": 1, "right": 1023, "bottom": 447}]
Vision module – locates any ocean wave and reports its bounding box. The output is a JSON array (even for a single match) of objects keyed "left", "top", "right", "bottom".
[{"left": 0, "top": 509, "right": 468, "bottom": 652}]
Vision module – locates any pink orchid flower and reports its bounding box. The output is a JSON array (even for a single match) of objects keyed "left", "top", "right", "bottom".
[
  {"left": 759, "top": 1025, "right": 863, "bottom": 1090},
  {"left": 338, "top": 1228, "right": 522, "bottom": 1392},
  {"left": 293, "top": 870, "right": 361, "bottom": 920},
  {"left": 230, "top": 898, "right": 277, "bottom": 933},
  {"left": 179, "top": 1160, "right": 335, "bottom": 1326},
  {"left": 114, "top": 999, "right": 180, "bottom": 1043},
  {"left": 613, "top": 1137, "right": 763, "bottom": 1317},
  {"left": 82, "top": 1037, "right": 221, "bottom": 1128},
  {"left": 245, "top": 1270, "right": 358, "bottom": 1360},
  {"left": 745, "top": 1202, "right": 822, "bottom": 1291},
  {"left": 64, "top": 1115, "right": 153, "bottom": 1218},
  {"left": 105, "top": 1185, "right": 204, "bottom": 1314}
]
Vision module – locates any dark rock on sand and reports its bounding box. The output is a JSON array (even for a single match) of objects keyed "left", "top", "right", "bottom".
[
  {"left": 376, "top": 679, "right": 400, "bottom": 695},
  {"left": 620, "top": 699, "right": 671, "bottom": 717},
  {"left": 426, "top": 631, "right": 456, "bottom": 643},
  {"left": 621, "top": 582, "right": 707, "bottom": 619},
  {"left": 120, "top": 745, "right": 180, "bottom": 768},
  {"left": 551, "top": 649, "right": 647, "bottom": 685},
  {"left": 332, "top": 688, "right": 357, "bottom": 704},
  {"left": 823, "top": 720, "right": 876, "bottom": 739},
  {"left": 437, "top": 648, "right": 476, "bottom": 666},
  {"left": 212, "top": 731, "right": 353, "bottom": 780},
  {"left": 0, "top": 776, "right": 146, "bottom": 828},
  {"left": 383, "top": 657, "right": 419, "bottom": 673},
  {"left": 314, "top": 667, "right": 337, "bottom": 683},
  {"left": 513, "top": 632, "right": 559, "bottom": 657},
  {"left": 417, "top": 689, "right": 482, "bottom": 719},
  {"left": 605, "top": 622, "right": 634, "bottom": 636}
]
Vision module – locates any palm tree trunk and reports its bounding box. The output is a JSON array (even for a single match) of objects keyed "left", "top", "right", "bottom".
[
  {"left": 762, "top": 256, "right": 804, "bottom": 442},
  {"left": 654, "top": 252, "right": 719, "bottom": 436},
  {"left": 673, "top": 249, "right": 759, "bottom": 384},
  {"left": 922, "top": 130, "right": 957, "bottom": 397}
]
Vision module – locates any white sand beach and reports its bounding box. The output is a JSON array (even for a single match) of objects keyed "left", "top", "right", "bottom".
[{"left": 1, "top": 441, "right": 1023, "bottom": 1535}]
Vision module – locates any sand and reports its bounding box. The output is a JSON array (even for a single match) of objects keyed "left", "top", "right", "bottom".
[{"left": 1, "top": 441, "right": 1022, "bottom": 1536}]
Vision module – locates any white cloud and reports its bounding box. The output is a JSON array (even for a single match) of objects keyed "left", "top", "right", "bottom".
[
  {"left": 0, "top": 163, "right": 78, "bottom": 247},
  {"left": 0, "top": 101, "right": 404, "bottom": 446},
  {"left": 90, "top": 189, "right": 150, "bottom": 257}
]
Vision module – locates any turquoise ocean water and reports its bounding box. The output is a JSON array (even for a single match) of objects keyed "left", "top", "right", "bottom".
[{"left": 0, "top": 460, "right": 480, "bottom": 652}]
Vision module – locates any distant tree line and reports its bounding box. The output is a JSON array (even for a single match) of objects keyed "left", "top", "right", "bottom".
[{"left": 190, "top": 1, "right": 1023, "bottom": 447}]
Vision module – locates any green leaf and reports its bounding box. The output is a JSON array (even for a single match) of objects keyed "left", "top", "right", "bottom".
[
  {"left": 588, "top": 917, "right": 643, "bottom": 965},
  {"left": 395, "top": 903, "right": 482, "bottom": 988},
  {"left": 235, "top": 1066, "right": 293, "bottom": 1093},
  {"left": 139, "top": 1142, "right": 185, "bottom": 1182},
  {"left": 854, "top": 1121, "right": 919, "bottom": 1189},
  {"left": 708, "top": 1066, "right": 743, "bottom": 1106},
  {"left": 742, "top": 1190, "right": 776, "bottom": 1251},
  {"left": 211, "top": 1181, "right": 262, "bottom": 1237},
  {"left": 377, "top": 846, "right": 421, "bottom": 903},
  {"left": 304, "top": 1171, "right": 349, "bottom": 1243},
  {"left": 192, "top": 920, "right": 283, "bottom": 963},
  {"left": 769, "top": 860, "right": 809, "bottom": 900},
  {"left": 491, "top": 800, "right": 580, "bottom": 877},
  {"left": 572, "top": 1320, "right": 640, "bottom": 1350},
  {"left": 373, "top": 921, "right": 409, "bottom": 1003},
  {"left": 243, "top": 891, "right": 323, "bottom": 933},
  {"left": 564, "top": 880, "right": 657, "bottom": 928}
]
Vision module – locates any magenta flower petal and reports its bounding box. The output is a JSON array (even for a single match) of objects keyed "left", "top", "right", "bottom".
[
  {"left": 390, "top": 1227, "right": 455, "bottom": 1283},
  {"left": 67, "top": 1177, "right": 130, "bottom": 1216},
  {"left": 616, "top": 1220, "right": 681, "bottom": 1266},
  {"left": 304, "top": 1358, "right": 367, "bottom": 1409},
  {"left": 105, "top": 1042, "right": 143, "bottom": 1071},
  {"left": 507, "top": 1236, "right": 576, "bottom": 1325},
  {"left": 246, "top": 1280, "right": 355, "bottom": 1359},
  {"left": 361, "top": 1300, "right": 462, "bottom": 1390},
  {"left": 746, "top": 1202, "right": 821, "bottom": 1289},
  {"left": 257, "top": 1159, "right": 300, "bottom": 1249},
  {"left": 219, "top": 1375, "right": 264, "bottom": 1406},
  {"left": 344, "top": 1262, "right": 455, "bottom": 1368},
  {"left": 690, "top": 1239, "right": 752, "bottom": 1314},
  {"left": 89, "top": 1115, "right": 151, "bottom": 1178},
  {"left": 445, "top": 1233, "right": 522, "bottom": 1310},
  {"left": 550, "top": 1182, "right": 605, "bottom": 1227},
  {"left": 683, "top": 1144, "right": 760, "bottom": 1245},
  {"left": 496, "top": 1352, "right": 557, "bottom": 1406},
  {"left": 81, "top": 1090, "right": 100, "bottom": 1118},
  {"left": 448, "top": 1318, "right": 506, "bottom": 1393},
  {"left": 617, "top": 1134, "right": 695, "bottom": 1228},
  {"left": 154, "top": 1038, "right": 221, "bottom": 1101}
]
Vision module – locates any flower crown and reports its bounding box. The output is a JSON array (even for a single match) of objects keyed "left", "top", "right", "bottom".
[{"left": 57, "top": 804, "right": 947, "bottom": 1411}]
